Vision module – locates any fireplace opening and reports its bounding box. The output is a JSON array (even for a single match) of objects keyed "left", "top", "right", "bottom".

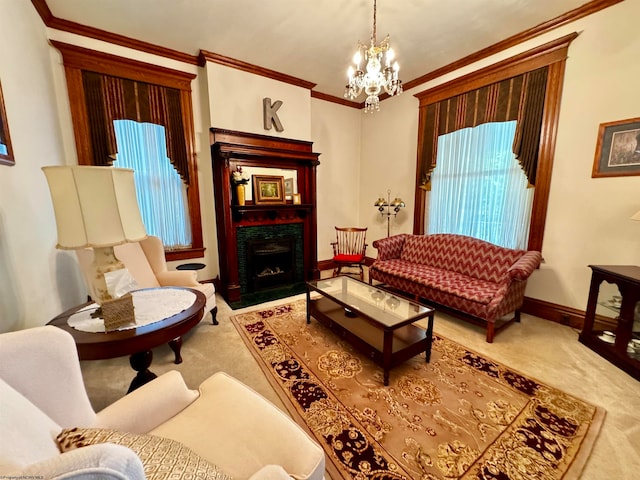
[{"left": 247, "top": 236, "right": 295, "bottom": 292}]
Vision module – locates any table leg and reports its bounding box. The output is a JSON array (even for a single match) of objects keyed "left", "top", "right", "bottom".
[
  {"left": 425, "top": 312, "right": 434, "bottom": 363},
  {"left": 306, "top": 287, "right": 311, "bottom": 324},
  {"left": 128, "top": 350, "right": 157, "bottom": 393},
  {"left": 168, "top": 336, "right": 183, "bottom": 364},
  {"left": 383, "top": 330, "right": 393, "bottom": 386}
]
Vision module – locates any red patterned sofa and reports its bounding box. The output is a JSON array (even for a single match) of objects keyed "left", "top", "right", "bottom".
[{"left": 369, "top": 234, "right": 542, "bottom": 342}]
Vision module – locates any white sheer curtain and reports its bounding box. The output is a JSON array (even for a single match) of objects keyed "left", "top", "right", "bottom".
[
  {"left": 427, "top": 120, "right": 533, "bottom": 249},
  {"left": 113, "top": 119, "right": 192, "bottom": 249}
]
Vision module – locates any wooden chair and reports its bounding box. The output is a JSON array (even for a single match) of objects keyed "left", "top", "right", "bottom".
[{"left": 331, "top": 227, "right": 368, "bottom": 280}]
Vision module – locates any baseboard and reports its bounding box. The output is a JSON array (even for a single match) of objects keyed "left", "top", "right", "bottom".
[{"left": 521, "top": 297, "right": 585, "bottom": 329}]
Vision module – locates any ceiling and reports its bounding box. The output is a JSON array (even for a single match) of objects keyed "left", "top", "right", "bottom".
[{"left": 45, "top": 0, "right": 594, "bottom": 99}]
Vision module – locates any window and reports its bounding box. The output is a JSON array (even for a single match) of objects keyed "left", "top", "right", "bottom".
[
  {"left": 414, "top": 34, "right": 578, "bottom": 252},
  {"left": 428, "top": 121, "right": 534, "bottom": 249},
  {"left": 53, "top": 41, "right": 204, "bottom": 260},
  {"left": 114, "top": 120, "right": 192, "bottom": 249}
]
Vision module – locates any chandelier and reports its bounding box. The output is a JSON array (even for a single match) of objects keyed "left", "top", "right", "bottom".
[{"left": 344, "top": 0, "right": 402, "bottom": 112}]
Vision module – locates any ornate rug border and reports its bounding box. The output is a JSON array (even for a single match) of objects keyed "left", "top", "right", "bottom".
[{"left": 230, "top": 299, "right": 606, "bottom": 480}]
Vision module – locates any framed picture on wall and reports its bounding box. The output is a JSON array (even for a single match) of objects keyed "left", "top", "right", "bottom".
[
  {"left": 592, "top": 117, "right": 640, "bottom": 178},
  {"left": 0, "top": 80, "right": 15, "bottom": 166},
  {"left": 252, "top": 175, "right": 285, "bottom": 205}
]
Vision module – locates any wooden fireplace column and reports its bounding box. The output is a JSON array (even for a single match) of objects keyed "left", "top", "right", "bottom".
[{"left": 210, "top": 128, "right": 321, "bottom": 303}]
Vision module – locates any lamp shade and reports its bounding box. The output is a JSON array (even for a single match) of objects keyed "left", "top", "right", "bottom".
[
  {"left": 43, "top": 165, "right": 147, "bottom": 249},
  {"left": 632, "top": 210, "right": 640, "bottom": 221}
]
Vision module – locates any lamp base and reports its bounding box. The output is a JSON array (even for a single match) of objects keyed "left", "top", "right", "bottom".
[{"left": 93, "top": 293, "right": 135, "bottom": 332}]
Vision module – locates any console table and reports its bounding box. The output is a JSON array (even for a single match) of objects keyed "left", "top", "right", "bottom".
[{"left": 579, "top": 265, "right": 640, "bottom": 380}]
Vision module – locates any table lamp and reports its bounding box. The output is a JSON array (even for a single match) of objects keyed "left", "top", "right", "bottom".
[{"left": 42, "top": 165, "right": 147, "bottom": 330}]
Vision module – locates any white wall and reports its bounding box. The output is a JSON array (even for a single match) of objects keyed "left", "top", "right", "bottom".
[
  {"left": 360, "top": 0, "right": 640, "bottom": 310},
  {"left": 207, "top": 62, "right": 311, "bottom": 140},
  {"left": 311, "top": 99, "right": 362, "bottom": 261},
  {"left": 0, "top": 0, "right": 83, "bottom": 332},
  {"left": 360, "top": 92, "right": 421, "bottom": 241}
]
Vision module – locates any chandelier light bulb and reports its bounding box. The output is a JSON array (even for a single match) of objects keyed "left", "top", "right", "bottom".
[
  {"left": 347, "top": 66, "right": 354, "bottom": 78},
  {"left": 353, "top": 51, "right": 362, "bottom": 68},
  {"left": 386, "top": 48, "right": 394, "bottom": 65}
]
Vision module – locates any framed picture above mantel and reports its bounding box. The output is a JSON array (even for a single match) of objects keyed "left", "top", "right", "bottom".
[
  {"left": 252, "top": 175, "right": 285, "bottom": 205},
  {"left": 592, "top": 117, "right": 640, "bottom": 178}
]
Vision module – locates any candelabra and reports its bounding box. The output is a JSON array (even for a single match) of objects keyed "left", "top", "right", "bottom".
[{"left": 374, "top": 189, "right": 405, "bottom": 237}]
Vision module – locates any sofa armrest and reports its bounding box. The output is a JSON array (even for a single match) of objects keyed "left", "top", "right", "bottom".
[
  {"left": 249, "top": 465, "right": 293, "bottom": 480},
  {"left": 93, "top": 371, "right": 198, "bottom": 434},
  {"left": 13, "top": 443, "right": 145, "bottom": 480},
  {"left": 507, "top": 251, "right": 542, "bottom": 281},
  {"left": 372, "top": 234, "right": 407, "bottom": 261},
  {"left": 156, "top": 270, "right": 200, "bottom": 287}
]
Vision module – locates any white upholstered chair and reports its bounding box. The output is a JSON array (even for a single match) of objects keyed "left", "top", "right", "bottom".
[
  {"left": 0, "top": 326, "right": 326, "bottom": 480},
  {"left": 76, "top": 235, "right": 218, "bottom": 325}
]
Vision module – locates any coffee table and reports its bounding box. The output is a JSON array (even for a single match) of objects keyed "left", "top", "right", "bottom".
[
  {"left": 48, "top": 287, "right": 205, "bottom": 393},
  {"left": 306, "top": 276, "right": 435, "bottom": 385}
]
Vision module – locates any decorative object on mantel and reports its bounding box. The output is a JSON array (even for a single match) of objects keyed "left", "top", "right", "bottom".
[
  {"left": 292, "top": 193, "right": 302, "bottom": 205},
  {"left": 253, "top": 174, "right": 286, "bottom": 205},
  {"left": 344, "top": 0, "right": 402, "bottom": 112},
  {"left": 231, "top": 166, "right": 250, "bottom": 206},
  {"left": 592, "top": 117, "right": 640, "bottom": 178},
  {"left": 374, "top": 188, "right": 405, "bottom": 236},
  {"left": 42, "top": 165, "right": 147, "bottom": 330}
]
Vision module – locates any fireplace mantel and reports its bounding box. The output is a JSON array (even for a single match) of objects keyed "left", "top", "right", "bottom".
[{"left": 210, "top": 128, "right": 320, "bottom": 303}]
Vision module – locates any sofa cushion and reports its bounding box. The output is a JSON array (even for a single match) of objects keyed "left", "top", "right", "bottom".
[
  {"left": 57, "top": 427, "right": 232, "bottom": 480},
  {"left": 0, "top": 379, "right": 61, "bottom": 473},
  {"left": 373, "top": 259, "right": 500, "bottom": 304},
  {"left": 13, "top": 443, "right": 145, "bottom": 480},
  {"left": 399, "top": 234, "right": 524, "bottom": 283}
]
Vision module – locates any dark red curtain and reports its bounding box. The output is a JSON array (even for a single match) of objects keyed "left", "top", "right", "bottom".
[
  {"left": 82, "top": 71, "right": 190, "bottom": 184},
  {"left": 418, "top": 66, "right": 548, "bottom": 189}
]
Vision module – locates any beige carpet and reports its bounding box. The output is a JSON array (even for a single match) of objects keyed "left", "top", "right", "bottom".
[
  {"left": 230, "top": 299, "right": 603, "bottom": 480},
  {"left": 80, "top": 292, "right": 640, "bottom": 480}
]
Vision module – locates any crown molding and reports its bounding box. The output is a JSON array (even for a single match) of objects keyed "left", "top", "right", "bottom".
[
  {"left": 310, "top": 91, "right": 361, "bottom": 109},
  {"left": 31, "top": 0, "right": 199, "bottom": 65},
  {"left": 403, "top": 0, "right": 623, "bottom": 92},
  {"left": 199, "top": 50, "right": 316, "bottom": 90},
  {"left": 32, "top": 0, "right": 622, "bottom": 108}
]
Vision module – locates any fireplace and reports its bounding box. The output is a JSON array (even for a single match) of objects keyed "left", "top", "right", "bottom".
[
  {"left": 210, "top": 129, "right": 320, "bottom": 305},
  {"left": 247, "top": 236, "right": 295, "bottom": 292},
  {"left": 236, "top": 222, "right": 304, "bottom": 295}
]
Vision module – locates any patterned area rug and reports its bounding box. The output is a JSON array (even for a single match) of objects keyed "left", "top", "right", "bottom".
[{"left": 231, "top": 300, "right": 604, "bottom": 480}]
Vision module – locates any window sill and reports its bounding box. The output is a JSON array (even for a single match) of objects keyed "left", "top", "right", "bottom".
[{"left": 166, "top": 247, "right": 206, "bottom": 262}]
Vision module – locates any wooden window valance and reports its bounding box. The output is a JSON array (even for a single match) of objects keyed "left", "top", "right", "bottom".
[
  {"left": 82, "top": 71, "right": 190, "bottom": 184},
  {"left": 418, "top": 66, "right": 548, "bottom": 189}
]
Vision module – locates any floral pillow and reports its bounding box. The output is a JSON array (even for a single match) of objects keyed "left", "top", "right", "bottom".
[{"left": 57, "top": 427, "right": 232, "bottom": 480}]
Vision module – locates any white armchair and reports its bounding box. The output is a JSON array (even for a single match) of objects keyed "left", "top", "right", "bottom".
[
  {"left": 0, "top": 326, "right": 326, "bottom": 480},
  {"left": 76, "top": 235, "right": 218, "bottom": 324}
]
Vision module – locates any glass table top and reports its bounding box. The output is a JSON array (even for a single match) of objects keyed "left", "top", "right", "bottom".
[{"left": 307, "top": 276, "right": 433, "bottom": 328}]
